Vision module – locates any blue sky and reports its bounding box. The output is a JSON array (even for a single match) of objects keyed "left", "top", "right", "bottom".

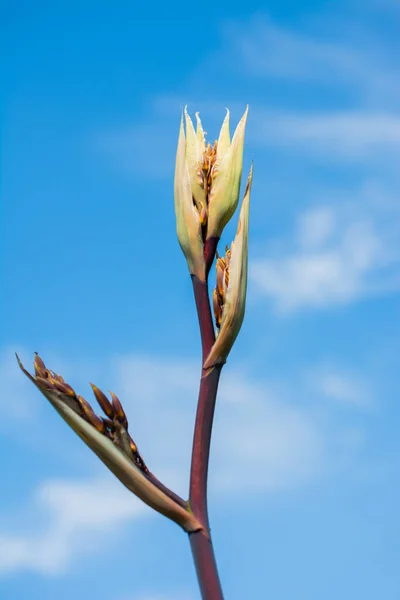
[{"left": 1, "top": 1, "right": 400, "bottom": 598}]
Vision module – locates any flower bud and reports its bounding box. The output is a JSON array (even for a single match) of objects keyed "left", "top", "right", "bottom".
[
  {"left": 16, "top": 354, "right": 203, "bottom": 534},
  {"left": 174, "top": 107, "right": 249, "bottom": 277},
  {"left": 174, "top": 117, "right": 206, "bottom": 281},
  {"left": 204, "top": 165, "right": 252, "bottom": 369},
  {"left": 90, "top": 383, "right": 114, "bottom": 419},
  {"left": 206, "top": 107, "right": 248, "bottom": 239},
  {"left": 184, "top": 107, "right": 206, "bottom": 213}
]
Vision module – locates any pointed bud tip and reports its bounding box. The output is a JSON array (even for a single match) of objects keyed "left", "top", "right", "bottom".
[
  {"left": 53, "top": 380, "right": 76, "bottom": 396},
  {"left": 206, "top": 105, "right": 249, "bottom": 239},
  {"left": 109, "top": 391, "right": 128, "bottom": 428},
  {"left": 217, "top": 108, "right": 231, "bottom": 159},
  {"left": 90, "top": 383, "right": 115, "bottom": 418},
  {"left": 34, "top": 354, "right": 47, "bottom": 378}
]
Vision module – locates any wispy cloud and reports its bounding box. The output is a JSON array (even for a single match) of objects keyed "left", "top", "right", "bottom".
[
  {"left": 94, "top": 7, "right": 400, "bottom": 179},
  {"left": 0, "top": 477, "right": 150, "bottom": 576},
  {"left": 251, "top": 187, "right": 400, "bottom": 312},
  {"left": 114, "top": 355, "right": 324, "bottom": 495},
  {"left": 309, "top": 368, "right": 372, "bottom": 409},
  {"left": 2, "top": 351, "right": 368, "bottom": 576},
  {"left": 95, "top": 101, "right": 400, "bottom": 180},
  {"left": 223, "top": 14, "right": 400, "bottom": 107},
  {"left": 248, "top": 109, "right": 400, "bottom": 162},
  {"left": 1, "top": 347, "right": 39, "bottom": 420}
]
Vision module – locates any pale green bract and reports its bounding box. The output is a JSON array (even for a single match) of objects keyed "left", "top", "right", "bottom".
[{"left": 204, "top": 165, "right": 252, "bottom": 368}]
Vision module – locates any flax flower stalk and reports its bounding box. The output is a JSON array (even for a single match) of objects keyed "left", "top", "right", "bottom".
[
  {"left": 172, "top": 108, "right": 252, "bottom": 600},
  {"left": 18, "top": 105, "right": 252, "bottom": 600},
  {"left": 188, "top": 167, "right": 252, "bottom": 600}
]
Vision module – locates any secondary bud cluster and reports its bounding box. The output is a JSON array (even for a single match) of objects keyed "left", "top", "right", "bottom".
[
  {"left": 31, "top": 353, "right": 147, "bottom": 471},
  {"left": 213, "top": 249, "right": 231, "bottom": 329},
  {"left": 17, "top": 353, "right": 203, "bottom": 533},
  {"left": 204, "top": 167, "right": 253, "bottom": 369},
  {"left": 174, "top": 107, "right": 248, "bottom": 280}
]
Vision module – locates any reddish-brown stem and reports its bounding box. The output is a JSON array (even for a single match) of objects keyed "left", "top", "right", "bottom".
[
  {"left": 191, "top": 275, "right": 216, "bottom": 365},
  {"left": 189, "top": 530, "right": 224, "bottom": 600},
  {"left": 204, "top": 237, "right": 219, "bottom": 278},
  {"left": 189, "top": 365, "right": 222, "bottom": 525},
  {"left": 144, "top": 471, "right": 187, "bottom": 509},
  {"left": 189, "top": 274, "right": 224, "bottom": 599}
]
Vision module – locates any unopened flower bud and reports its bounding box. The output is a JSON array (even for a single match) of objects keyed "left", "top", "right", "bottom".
[
  {"left": 90, "top": 383, "right": 114, "bottom": 418},
  {"left": 174, "top": 117, "right": 206, "bottom": 280},
  {"left": 174, "top": 107, "right": 249, "bottom": 277},
  {"left": 110, "top": 391, "right": 128, "bottom": 429},
  {"left": 34, "top": 353, "right": 47, "bottom": 378},
  {"left": 16, "top": 354, "right": 203, "bottom": 534},
  {"left": 184, "top": 107, "right": 207, "bottom": 213},
  {"left": 206, "top": 107, "right": 248, "bottom": 239},
  {"left": 204, "top": 165, "right": 253, "bottom": 369}
]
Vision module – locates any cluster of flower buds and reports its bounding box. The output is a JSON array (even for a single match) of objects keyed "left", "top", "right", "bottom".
[
  {"left": 174, "top": 107, "right": 248, "bottom": 281},
  {"left": 205, "top": 167, "right": 252, "bottom": 368},
  {"left": 16, "top": 353, "right": 202, "bottom": 533},
  {"left": 213, "top": 249, "right": 231, "bottom": 330},
  {"left": 174, "top": 108, "right": 253, "bottom": 368}
]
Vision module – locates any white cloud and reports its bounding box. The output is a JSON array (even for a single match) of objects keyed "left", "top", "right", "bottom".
[
  {"left": 225, "top": 15, "right": 400, "bottom": 107},
  {"left": 310, "top": 368, "right": 371, "bottom": 408},
  {"left": 1, "top": 352, "right": 367, "bottom": 576},
  {"left": 222, "top": 12, "right": 400, "bottom": 164},
  {"left": 212, "top": 386, "right": 323, "bottom": 492},
  {"left": 0, "top": 347, "right": 39, "bottom": 420},
  {"left": 248, "top": 109, "right": 400, "bottom": 161},
  {"left": 251, "top": 191, "right": 400, "bottom": 312},
  {"left": 114, "top": 356, "right": 324, "bottom": 495},
  {"left": 96, "top": 100, "right": 400, "bottom": 180},
  {"left": 94, "top": 8, "right": 400, "bottom": 179},
  {"left": 297, "top": 207, "right": 336, "bottom": 250},
  {"left": 0, "top": 477, "right": 150, "bottom": 576}
]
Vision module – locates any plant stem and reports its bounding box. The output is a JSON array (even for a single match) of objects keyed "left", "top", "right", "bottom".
[
  {"left": 145, "top": 471, "right": 187, "bottom": 508},
  {"left": 191, "top": 275, "right": 216, "bottom": 365},
  {"left": 189, "top": 529, "right": 224, "bottom": 600},
  {"left": 189, "top": 275, "right": 224, "bottom": 600},
  {"left": 189, "top": 365, "right": 222, "bottom": 525}
]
